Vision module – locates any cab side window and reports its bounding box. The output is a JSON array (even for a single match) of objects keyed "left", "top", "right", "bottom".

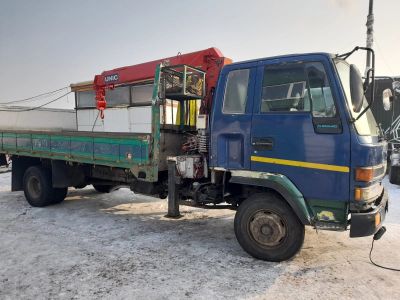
[
  {"left": 223, "top": 69, "right": 250, "bottom": 114},
  {"left": 261, "top": 62, "right": 336, "bottom": 117},
  {"left": 261, "top": 64, "right": 309, "bottom": 112},
  {"left": 306, "top": 62, "right": 336, "bottom": 117}
]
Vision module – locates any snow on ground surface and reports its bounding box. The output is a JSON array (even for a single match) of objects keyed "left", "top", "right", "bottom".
[{"left": 0, "top": 171, "right": 399, "bottom": 300}]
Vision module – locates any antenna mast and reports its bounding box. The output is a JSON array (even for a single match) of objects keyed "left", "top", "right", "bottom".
[{"left": 365, "top": 0, "right": 374, "bottom": 76}]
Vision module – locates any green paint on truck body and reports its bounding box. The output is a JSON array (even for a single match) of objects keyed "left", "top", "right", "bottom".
[
  {"left": 0, "top": 131, "right": 153, "bottom": 179},
  {"left": 147, "top": 63, "right": 162, "bottom": 182},
  {"left": 230, "top": 170, "right": 314, "bottom": 224},
  {"left": 307, "top": 198, "right": 348, "bottom": 224},
  {"left": 229, "top": 170, "right": 349, "bottom": 227}
]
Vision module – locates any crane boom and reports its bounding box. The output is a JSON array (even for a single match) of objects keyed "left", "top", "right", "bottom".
[{"left": 93, "top": 48, "right": 232, "bottom": 117}]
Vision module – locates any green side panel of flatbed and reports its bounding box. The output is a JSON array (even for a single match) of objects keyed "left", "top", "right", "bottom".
[{"left": 0, "top": 131, "right": 151, "bottom": 170}]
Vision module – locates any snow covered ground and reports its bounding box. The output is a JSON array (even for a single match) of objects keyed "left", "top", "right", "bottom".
[{"left": 0, "top": 172, "right": 399, "bottom": 300}]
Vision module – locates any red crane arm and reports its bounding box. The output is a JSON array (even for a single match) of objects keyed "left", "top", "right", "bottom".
[{"left": 93, "top": 47, "right": 232, "bottom": 117}]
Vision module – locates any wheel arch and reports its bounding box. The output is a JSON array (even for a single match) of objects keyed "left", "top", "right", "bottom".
[{"left": 229, "top": 171, "right": 314, "bottom": 225}]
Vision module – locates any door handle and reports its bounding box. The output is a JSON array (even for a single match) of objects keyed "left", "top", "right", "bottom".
[{"left": 252, "top": 138, "right": 274, "bottom": 150}]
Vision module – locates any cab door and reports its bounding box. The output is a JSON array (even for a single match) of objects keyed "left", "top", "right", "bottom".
[
  {"left": 250, "top": 55, "right": 350, "bottom": 204},
  {"left": 210, "top": 64, "right": 256, "bottom": 169}
]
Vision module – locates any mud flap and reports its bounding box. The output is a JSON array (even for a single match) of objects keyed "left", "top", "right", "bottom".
[
  {"left": 0, "top": 154, "right": 7, "bottom": 167},
  {"left": 389, "top": 165, "right": 400, "bottom": 185}
]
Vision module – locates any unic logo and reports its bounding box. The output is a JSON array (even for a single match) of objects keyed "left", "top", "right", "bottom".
[{"left": 104, "top": 74, "right": 119, "bottom": 83}]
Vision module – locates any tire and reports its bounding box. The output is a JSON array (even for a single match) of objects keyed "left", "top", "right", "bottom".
[
  {"left": 52, "top": 187, "right": 68, "bottom": 204},
  {"left": 93, "top": 184, "right": 114, "bottom": 193},
  {"left": 23, "top": 166, "right": 55, "bottom": 207},
  {"left": 234, "top": 193, "right": 305, "bottom": 262},
  {"left": 74, "top": 184, "right": 87, "bottom": 189},
  {"left": 159, "top": 192, "right": 168, "bottom": 199}
]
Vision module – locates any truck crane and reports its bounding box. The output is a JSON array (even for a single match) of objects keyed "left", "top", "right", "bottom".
[{"left": 0, "top": 46, "right": 388, "bottom": 261}]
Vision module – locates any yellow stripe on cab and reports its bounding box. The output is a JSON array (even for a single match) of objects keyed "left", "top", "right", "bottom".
[{"left": 251, "top": 156, "right": 350, "bottom": 173}]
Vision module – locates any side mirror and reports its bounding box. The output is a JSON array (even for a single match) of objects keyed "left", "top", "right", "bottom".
[
  {"left": 349, "top": 64, "right": 365, "bottom": 113},
  {"left": 383, "top": 88, "right": 393, "bottom": 111},
  {"left": 393, "top": 81, "right": 400, "bottom": 94}
]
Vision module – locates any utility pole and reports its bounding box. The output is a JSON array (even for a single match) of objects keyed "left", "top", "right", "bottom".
[{"left": 365, "top": 0, "right": 374, "bottom": 76}]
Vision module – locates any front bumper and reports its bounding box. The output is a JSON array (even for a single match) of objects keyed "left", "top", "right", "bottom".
[{"left": 349, "top": 188, "right": 388, "bottom": 238}]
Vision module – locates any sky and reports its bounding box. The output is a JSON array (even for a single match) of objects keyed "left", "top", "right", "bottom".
[{"left": 0, "top": 0, "right": 399, "bottom": 108}]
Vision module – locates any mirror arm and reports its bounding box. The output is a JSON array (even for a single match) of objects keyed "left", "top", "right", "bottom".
[
  {"left": 353, "top": 47, "right": 376, "bottom": 122},
  {"left": 337, "top": 46, "right": 360, "bottom": 60},
  {"left": 363, "top": 68, "right": 373, "bottom": 91}
]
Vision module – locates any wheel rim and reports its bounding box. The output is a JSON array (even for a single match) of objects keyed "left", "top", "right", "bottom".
[
  {"left": 28, "top": 176, "right": 42, "bottom": 198},
  {"left": 248, "top": 210, "right": 287, "bottom": 247}
]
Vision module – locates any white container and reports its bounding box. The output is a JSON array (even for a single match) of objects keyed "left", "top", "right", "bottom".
[
  {"left": 77, "top": 107, "right": 152, "bottom": 133},
  {"left": 0, "top": 107, "right": 76, "bottom": 131}
]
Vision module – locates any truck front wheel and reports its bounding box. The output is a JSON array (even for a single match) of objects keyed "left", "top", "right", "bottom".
[
  {"left": 234, "top": 193, "right": 305, "bottom": 262},
  {"left": 23, "top": 166, "right": 64, "bottom": 207}
]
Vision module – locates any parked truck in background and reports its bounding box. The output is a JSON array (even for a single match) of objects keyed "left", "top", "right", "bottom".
[
  {"left": 367, "top": 77, "right": 400, "bottom": 184},
  {"left": 0, "top": 46, "right": 389, "bottom": 261}
]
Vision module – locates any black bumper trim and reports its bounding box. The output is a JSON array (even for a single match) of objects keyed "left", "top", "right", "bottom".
[{"left": 350, "top": 189, "right": 388, "bottom": 238}]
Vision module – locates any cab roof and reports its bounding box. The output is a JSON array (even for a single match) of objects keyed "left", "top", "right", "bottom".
[{"left": 228, "top": 52, "right": 336, "bottom": 68}]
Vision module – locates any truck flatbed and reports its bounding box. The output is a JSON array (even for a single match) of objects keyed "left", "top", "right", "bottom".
[{"left": 0, "top": 130, "right": 151, "bottom": 170}]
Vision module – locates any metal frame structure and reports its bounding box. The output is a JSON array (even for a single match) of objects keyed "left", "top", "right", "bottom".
[{"left": 93, "top": 48, "right": 232, "bottom": 115}]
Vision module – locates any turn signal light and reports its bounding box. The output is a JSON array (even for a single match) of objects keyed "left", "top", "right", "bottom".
[
  {"left": 375, "top": 213, "right": 381, "bottom": 227},
  {"left": 354, "top": 188, "right": 362, "bottom": 201},
  {"left": 355, "top": 167, "right": 374, "bottom": 182}
]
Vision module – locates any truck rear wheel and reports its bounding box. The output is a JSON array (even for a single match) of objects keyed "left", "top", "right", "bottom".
[
  {"left": 52, "top": 187, "right": 68, "bottom": 204},
  {"left": 234, "top": 193, "right": 305, "bottom": 262},
  {"left": 93, "top": 184, "right": 114, "bottom": 193},
  {"left": 23, "top": 166, "right": 57, "bottom": 207}
]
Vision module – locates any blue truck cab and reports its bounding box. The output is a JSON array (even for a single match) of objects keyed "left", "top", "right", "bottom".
[{"left": 205, "top": 51, "right": 388, "bottom": 261}]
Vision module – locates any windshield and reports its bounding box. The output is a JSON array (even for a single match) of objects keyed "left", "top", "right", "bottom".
[{"left": 334, "top": 59, "right": 378, "bottom": 136}]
